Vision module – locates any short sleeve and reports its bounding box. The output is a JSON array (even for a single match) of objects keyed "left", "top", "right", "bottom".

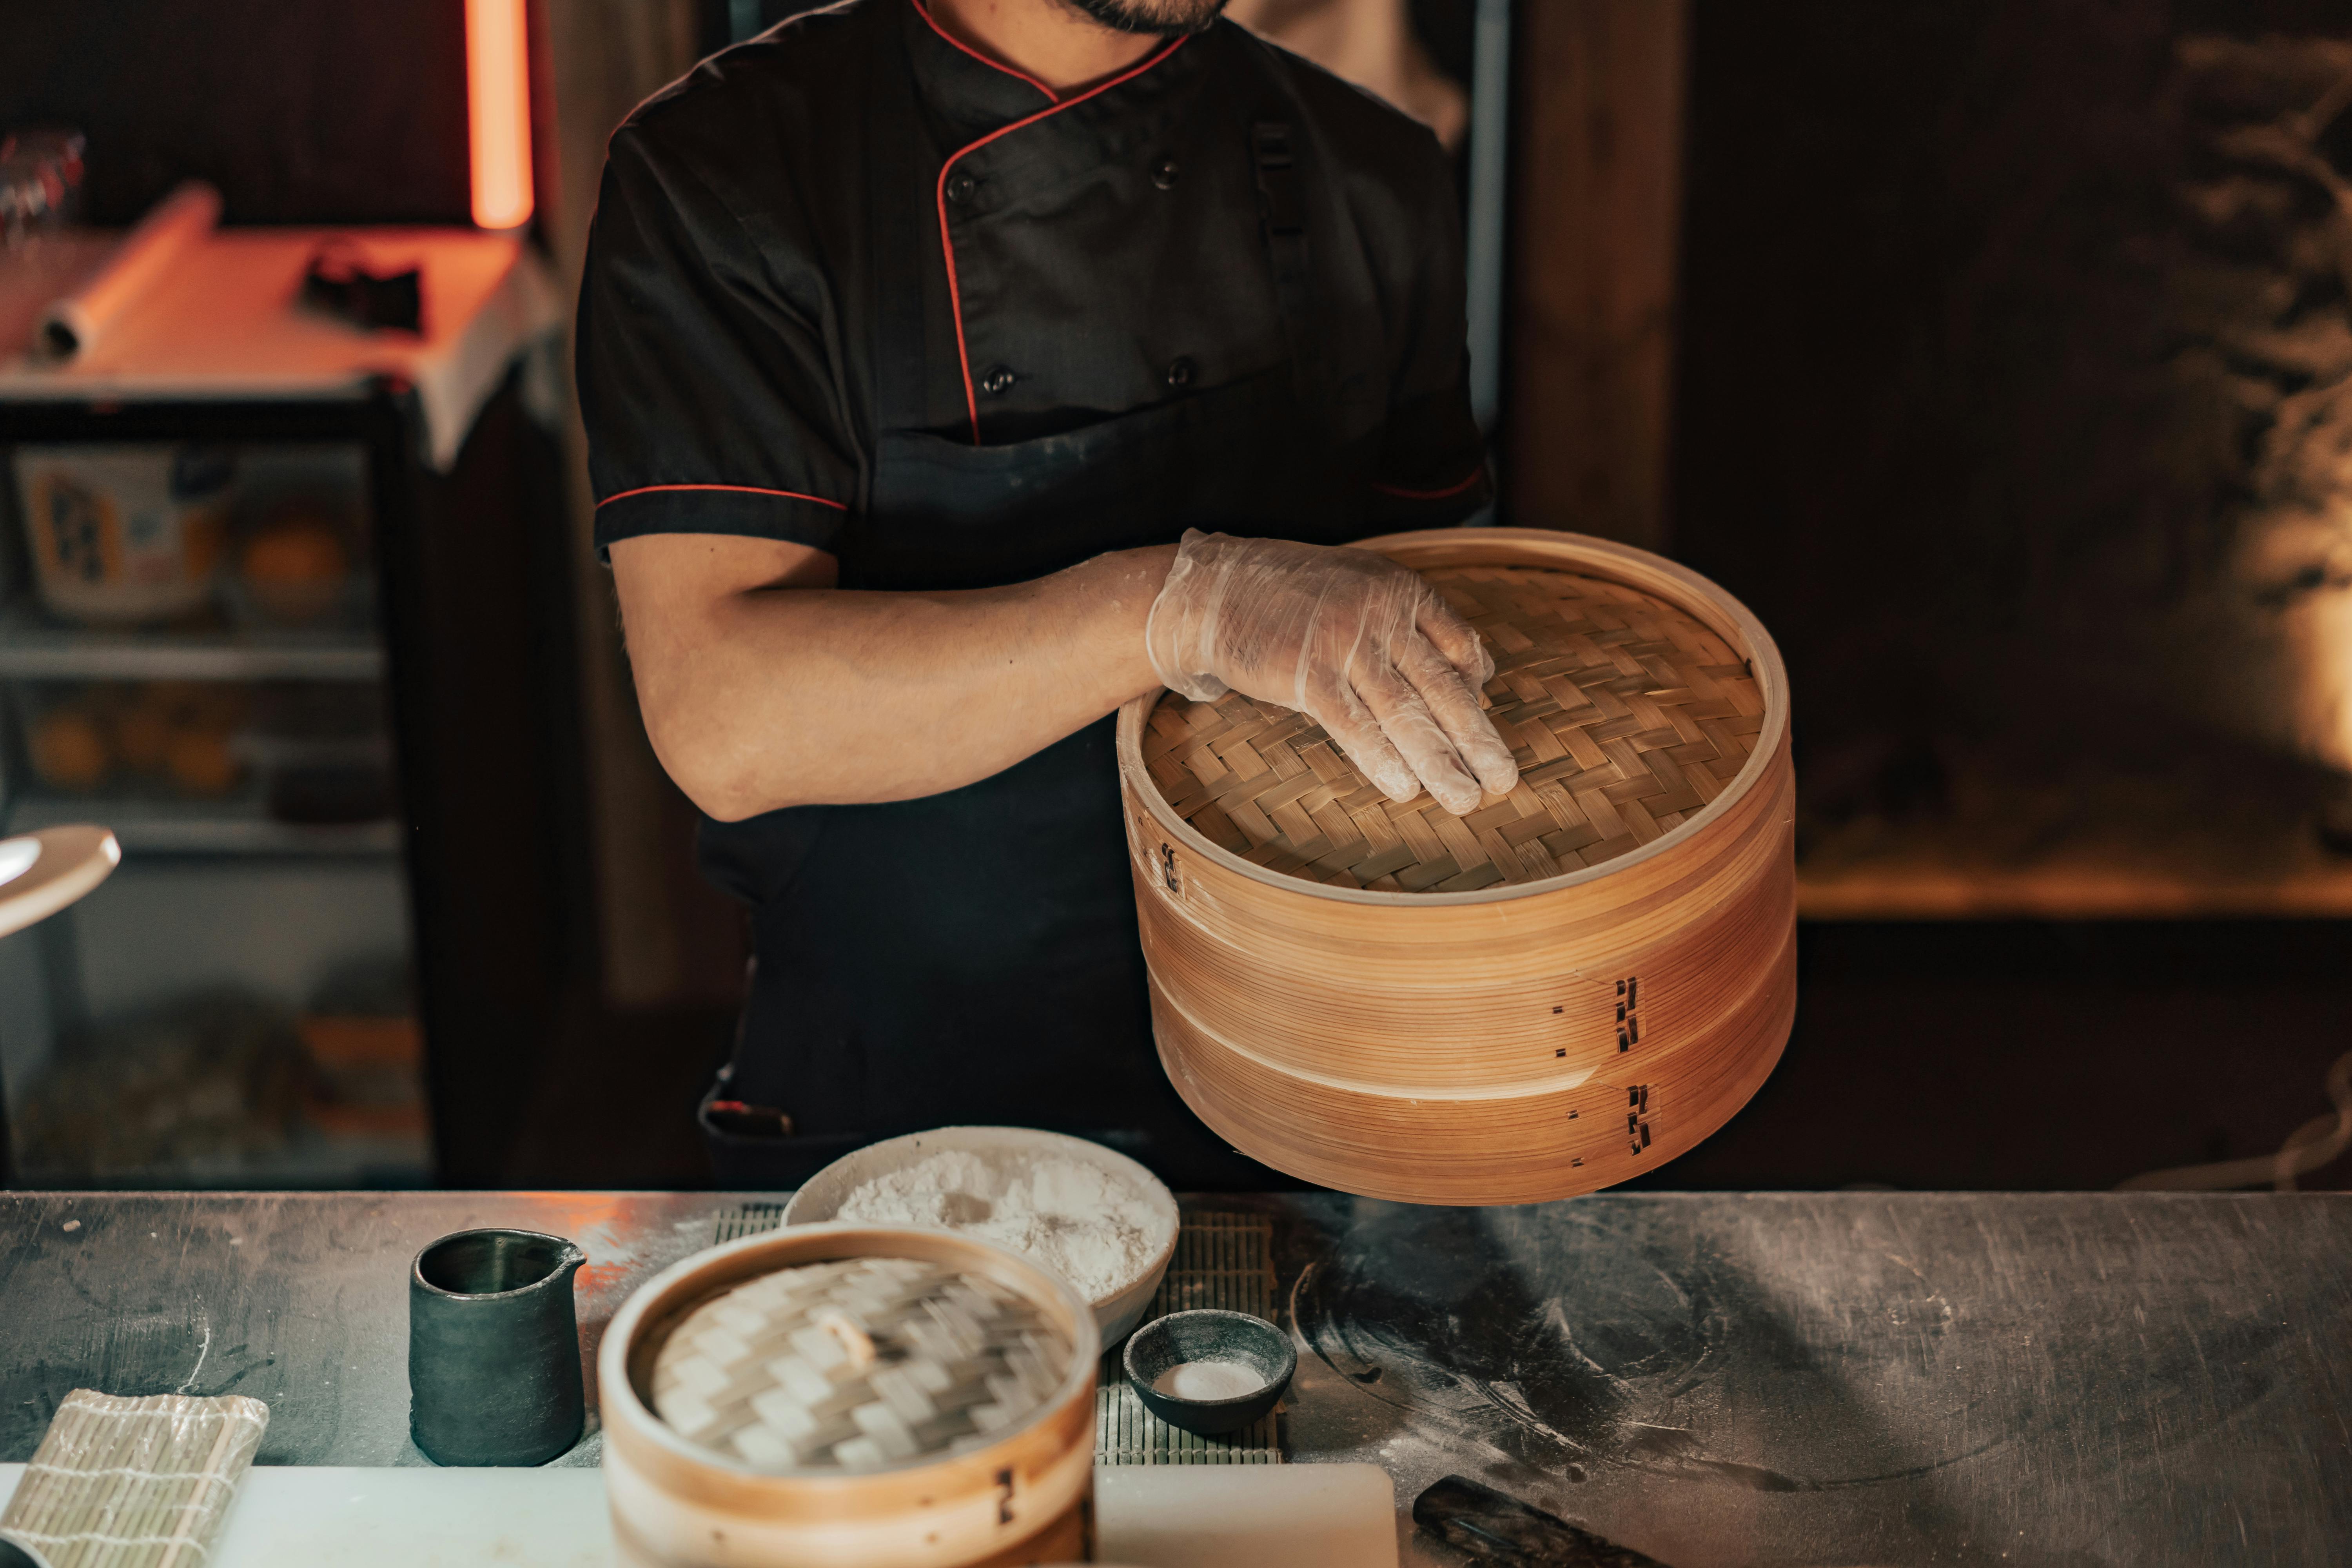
[
  {"left": 1367, "top": 140, "right": 1492, "bottom": 527},
  {"left": 576, "top": 127, "right": 858, "bottom": 557}
]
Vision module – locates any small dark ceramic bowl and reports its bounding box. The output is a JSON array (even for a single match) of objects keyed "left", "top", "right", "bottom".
[{"left": 1123, "top": 1309, "right": 1295, "bottom": 1437}]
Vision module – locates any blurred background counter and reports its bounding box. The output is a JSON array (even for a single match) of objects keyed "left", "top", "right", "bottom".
[{"left": 0, "top": 222, "right": 577, "bottom": 1189}]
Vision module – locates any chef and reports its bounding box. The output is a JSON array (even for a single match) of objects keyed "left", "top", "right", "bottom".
[{"left": 577, "top": 0, "right": 1518, "bottom": 1186}]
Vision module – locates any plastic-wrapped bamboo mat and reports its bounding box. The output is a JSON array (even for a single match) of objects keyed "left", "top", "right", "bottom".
[{"left": 0, "top": 1391, "right": 268, "bottom": 1568}]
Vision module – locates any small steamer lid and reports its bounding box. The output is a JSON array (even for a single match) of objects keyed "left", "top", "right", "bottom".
[
  {"left": 1140, "top": 563, "right": 1769, "bottom": 893},
  {"left": 605, "top": 1222, "right": 1101, "bottom": 1485},
  {"left": 648, "top": 1254, "right": 1076, "bottom": 1472}
]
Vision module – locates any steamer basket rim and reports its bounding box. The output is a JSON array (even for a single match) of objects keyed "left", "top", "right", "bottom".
[{"left": 1116, "top": 527, "right": 1791, "bottom": 909}]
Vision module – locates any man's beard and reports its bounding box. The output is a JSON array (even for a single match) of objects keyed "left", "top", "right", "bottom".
[{"left": 1059, "top": 0, "right": 1228, "bottom": 37}]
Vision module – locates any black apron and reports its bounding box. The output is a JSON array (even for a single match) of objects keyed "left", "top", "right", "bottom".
[{"left": 697, "top": 29, "right": 1381, "bottom": 1189}]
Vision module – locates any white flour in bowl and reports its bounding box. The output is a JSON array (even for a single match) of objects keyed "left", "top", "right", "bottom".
[{"left": 833, "top": 1149, "right": 1174, "bottom": 1303}]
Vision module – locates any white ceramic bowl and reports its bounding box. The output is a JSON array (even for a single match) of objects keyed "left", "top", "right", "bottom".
[{"left": 784, "top": 1126, "right": 1179, "bottom": 1345}]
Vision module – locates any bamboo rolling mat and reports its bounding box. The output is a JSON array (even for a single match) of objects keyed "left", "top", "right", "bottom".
[
  {"left": 1095, "top": 1213, "right": 1281, "bottom": 1466},
  {"left": 713, "top": 1203, "right": 787, "bottom": 1245},
  {"left": 0, "top": 1390, "right": 269, "bottom": 1568},
  {"left": 1142, "top": 565, "right": 1768, "bottom": 891}
]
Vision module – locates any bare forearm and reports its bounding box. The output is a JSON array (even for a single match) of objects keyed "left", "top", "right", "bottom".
[{"left": 619, "top": 543, "right": 1176, "bottom": 818}]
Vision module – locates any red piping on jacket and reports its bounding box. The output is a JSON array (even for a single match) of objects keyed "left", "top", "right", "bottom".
[
  {"left": 597, "top": 482, "right": 848, "bottom": 510},
  {"left": 935, "top": 34, "right": 1191, "bottom": 443},
  {"left": 907, "top": 0, "right": 1060, "bottom": 104},
  {"left": 1372, "top": 469, "right": 1485, "bottom": 502}
]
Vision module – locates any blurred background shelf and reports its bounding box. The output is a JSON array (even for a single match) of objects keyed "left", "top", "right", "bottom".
[
  {"left": 0, "top": 597, "right": 383, "bottom": 681},
  {"left": 1792, "top": 737, "right": 2352, "bottom": 921},
  {"left": 9, "top": 1127, "right": 432, "bottom": 1191},
  {"left": 1797, "top": 860, "right": 2352, "bottom": 921},
  {"left": 5, "top": 790, "right": 399, "bottom": 857}
]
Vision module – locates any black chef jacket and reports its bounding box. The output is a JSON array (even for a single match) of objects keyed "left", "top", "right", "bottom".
[{"left": 576, "top": 0, "right": 1491, "bottom": 1187}]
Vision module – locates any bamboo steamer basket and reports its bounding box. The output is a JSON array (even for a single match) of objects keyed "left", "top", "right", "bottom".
[
  {"left": 1116, "top": 527, "right": 1795, "bottom": 1205},
  {"left": 599, "top": 1223, "right": 1100, "bottom": 1568}
]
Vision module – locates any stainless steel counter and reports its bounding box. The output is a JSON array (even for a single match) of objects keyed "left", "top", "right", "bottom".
[{"left": 0, "top": 1190, "right": 2344, "bottom": 1565}]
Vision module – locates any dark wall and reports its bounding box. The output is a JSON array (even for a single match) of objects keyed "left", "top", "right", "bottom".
[
  {"left": 1632, "top": 921, "right": 2351, "bottom": 1192},
  {"left": 1674, "top": 0, "right": 2351, "bottom": 744},
  {"left": 1662, "top": 0, "right": 2352, "bottom": 1196},
  {"left": 0, "top": 0, "right": 471, "bottom": 225},
  {"left": 1673, "top": 0, "right": 2176, "bottom": 750}
]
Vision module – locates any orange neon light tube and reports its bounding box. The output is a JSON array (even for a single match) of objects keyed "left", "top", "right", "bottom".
[{"left": 467, "top": 0, "right": 534, "bottom": 229}]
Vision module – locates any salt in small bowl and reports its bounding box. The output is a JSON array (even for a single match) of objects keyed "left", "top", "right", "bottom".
[{"left": 1123, "top": 1309, "right": 1294, "bottom": 1437}]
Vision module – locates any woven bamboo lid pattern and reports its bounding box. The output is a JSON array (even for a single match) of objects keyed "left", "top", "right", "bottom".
[{"left": 1140, "top": 565, "right": 1767, "bottom": 892}]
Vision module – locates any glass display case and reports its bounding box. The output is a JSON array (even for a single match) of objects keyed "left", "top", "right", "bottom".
[
  {"left": 0, "top": 227, "right": 581, "bottom": 1189},
  {"left": 0, "top": 435, "right": 424, "bottom": 1184}
]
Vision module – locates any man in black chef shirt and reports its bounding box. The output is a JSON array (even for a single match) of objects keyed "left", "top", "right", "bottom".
[{"left": 577, "top": 0, "right": 1519, "bottom": 1187}]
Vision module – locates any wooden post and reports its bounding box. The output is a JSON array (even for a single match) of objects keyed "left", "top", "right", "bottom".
[
  {"left": 543, "top": 0, "right": 749, "bottom": 1006},
  {"left": 1504, "top": 0, "right": 1689, "bottom": 552}
]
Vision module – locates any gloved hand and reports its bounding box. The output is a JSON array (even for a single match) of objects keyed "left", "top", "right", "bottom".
[{"left": 1144, "top": 530, "right": 1520, "bottom": 815}]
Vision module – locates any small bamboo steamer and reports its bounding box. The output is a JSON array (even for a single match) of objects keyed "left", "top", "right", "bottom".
[
  {"left": 1116, "top": 528, "right": 1796, "bottom": 1205},
  {"left": 599, "top": 1223, "right": 1100, "bottom": 1568}
]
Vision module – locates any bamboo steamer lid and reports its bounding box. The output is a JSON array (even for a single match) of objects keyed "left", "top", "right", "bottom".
[
  {"left": 600, "top": 1223, "right": 1100, "bottom": 1568},
  {"left": 1116, "top": 528, "right": 1796, "bottom": 1205}
]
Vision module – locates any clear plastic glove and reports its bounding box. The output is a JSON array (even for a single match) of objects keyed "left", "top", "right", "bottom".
[{"left": 1145, "top": 530, "right": 1520, "bottom": 815}]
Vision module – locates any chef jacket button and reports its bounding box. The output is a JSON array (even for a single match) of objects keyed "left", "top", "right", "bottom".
[
  {"left": 1152, "top": 158, "right": 1180, "bottom": 191},
  {"left": 946, "top": 172, "right": 979, "bottom": 204},
  {"left": 1165, "top": 356, "right": 1196, "bottom": 389},
  {"left": 981, "top": 365, "right": 1017, "bottom": 396}
]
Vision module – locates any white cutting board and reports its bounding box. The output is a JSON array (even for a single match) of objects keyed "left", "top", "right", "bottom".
[
  {"left": 0, "top": 1461, "right": 1395, "bottom": 1568},
  {"left": 1094, "top": 1464, "right": 1395, "bottom": 1568}
]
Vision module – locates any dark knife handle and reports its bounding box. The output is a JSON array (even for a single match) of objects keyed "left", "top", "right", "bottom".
[{"left": 1412, "top": 1475, "right": 1671, "bottom": 1567}]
